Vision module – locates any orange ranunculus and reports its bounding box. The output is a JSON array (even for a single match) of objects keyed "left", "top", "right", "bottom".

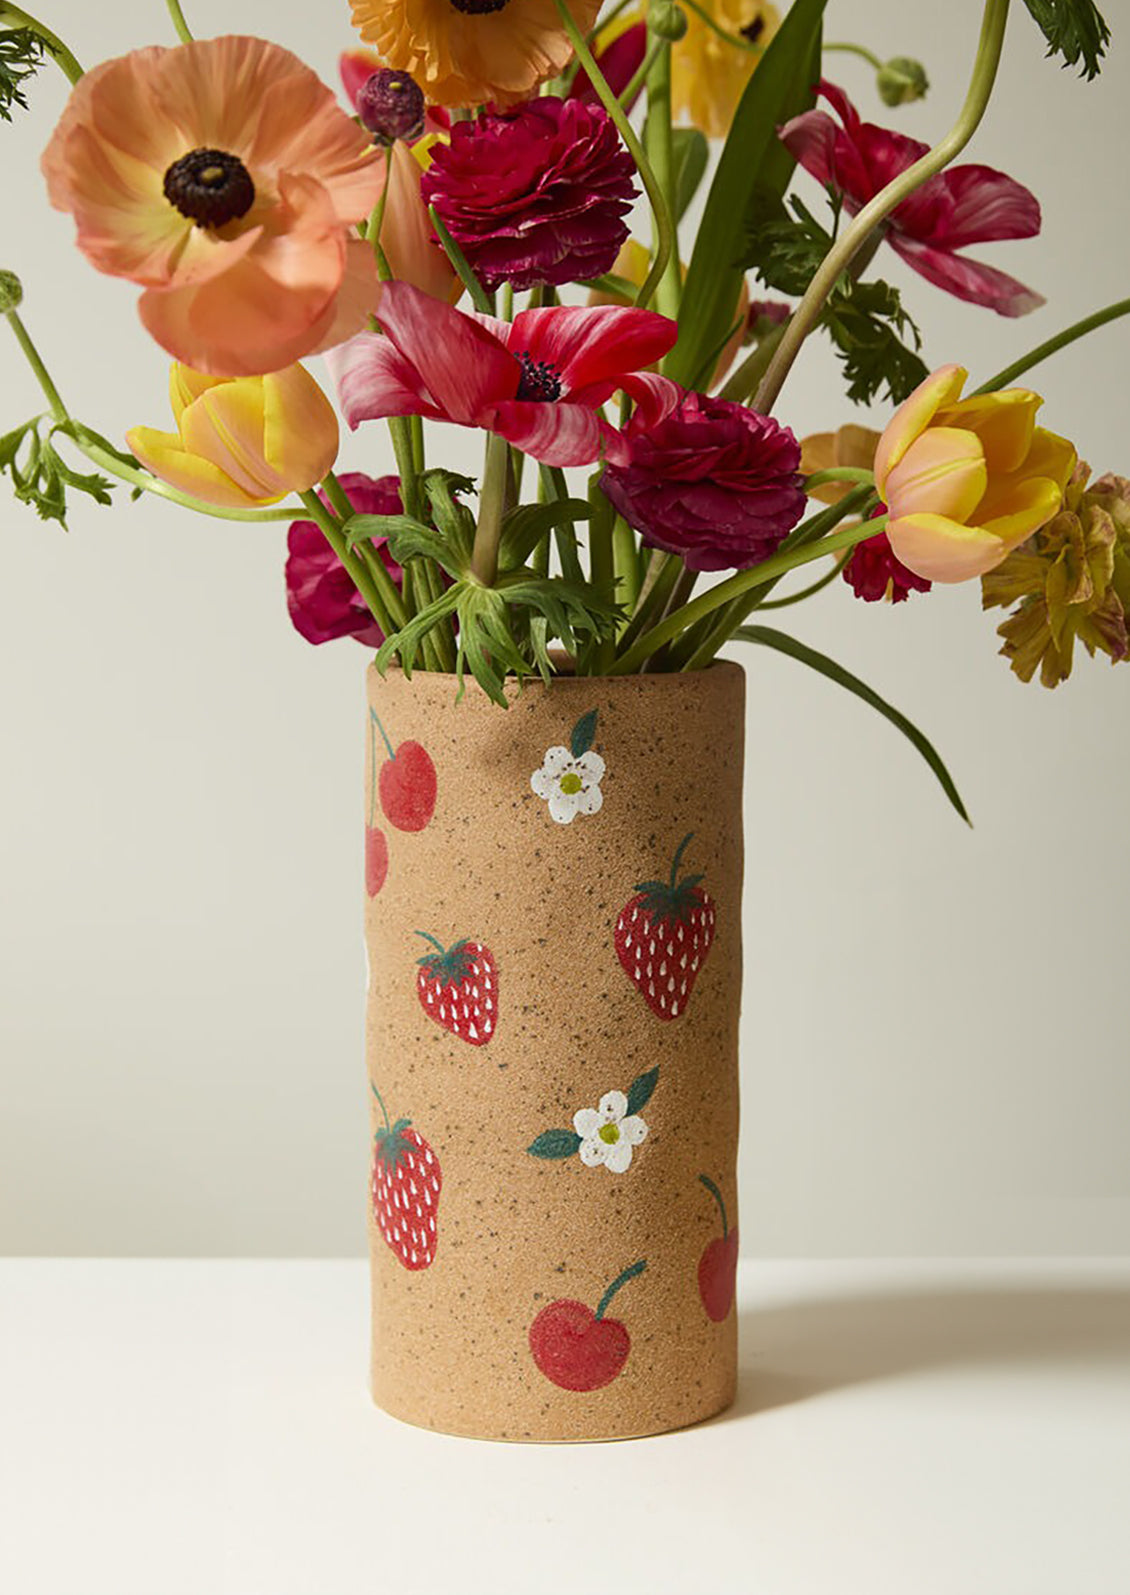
[
  {"left": 349, "top": 0, "right": 601, "bottom": 109},
  {"left": 42, "top": 37, "right": 385, "bottom": 377},
  {"left": 874, "top": 365, "right": 1077, "bottom": 583},
  {"left": 127, "top": 363, "right": 339, "bottom": 509}
]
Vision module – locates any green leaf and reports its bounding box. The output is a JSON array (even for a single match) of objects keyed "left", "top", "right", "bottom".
[
  {"left": 420, "top": 470, "right": 477, "bottom": 565},
  {"left": 1, "top": 417, "right": 119, "bottom": 527},
  {"left": 0, "top": 27, "right": 46, "bottom": 121},
  {"left": 1021, "top": 0, "right": 1110, "bottom": 78},
  {"left": 499, "top": 498, "right": 590, "bottom": 569},
  {"left": 625, "top": 1067, "right": 659, "bottom": 1117},
  {"left": 671, "top": 128, "right": 709, "bottom": 223},
  {"left": 375, "top": 585, "right": 463, "bottom": 677},
  {"left": 570, "top": 708, "right": 598, "bottom": 758},
  {"left": 735, "top": 625, "right": 971, "bottom": 824},
  {"left": 527, "top": 1129, "right": 582, "bottom": 1160},
  {"left": 743, "top": 191, "right": 841, "bottom": 297},
  {"left": 821, "top": 277, "right": 929, "bottom": 406},
  {"left": 669, "top": 0, "right": 826, "bottom": 386}
]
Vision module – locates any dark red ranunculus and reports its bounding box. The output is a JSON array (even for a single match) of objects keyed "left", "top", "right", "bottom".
[
  {"left": 285, "top": 472, "right": 402, "bottom": 647},
  {"left": 601, "top": 388, "right": 806, "bottom": 572},
  {"left": 419, "top": 96, "right": 637, "bottom": 293},
  {"left": 843, "top": 520, "right": 933, "bottom": 604}
]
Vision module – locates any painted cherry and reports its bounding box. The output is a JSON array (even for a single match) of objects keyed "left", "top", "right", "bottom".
[
  {"left": 529, "top": 1260, "right": 646, "bottom": 1392},
  {"left": 372, "top": 710, "right": 436, "bottom": 833},
  {"left": 697, "top": 1174, "right": 738, "bottom": 1323},
  {"left": 365, "top": 826, "right": 389, "bottom": 897}
]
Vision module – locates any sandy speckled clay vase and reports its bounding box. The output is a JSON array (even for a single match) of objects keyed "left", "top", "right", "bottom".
[{"left": 363, "top": 661, "right": 745, "bottom": 1442}]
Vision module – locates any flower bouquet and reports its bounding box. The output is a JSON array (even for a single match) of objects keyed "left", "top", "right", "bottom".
[{"left": 2, "top": 0, "right": 1121, "bottom": 1440}]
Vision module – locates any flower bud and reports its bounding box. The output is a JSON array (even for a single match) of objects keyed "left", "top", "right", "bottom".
[
  {"left": 877, "top": 56, "right": 929, "bottom": 106},
  {"left": 0, "top": 270, "right": 24, "bottom": 313},
  {"left": 357, "top": 68, "right": 426, "bottom": 143},
  {"left": 648, "top": 1, "right": 688, "bottom": 42}
]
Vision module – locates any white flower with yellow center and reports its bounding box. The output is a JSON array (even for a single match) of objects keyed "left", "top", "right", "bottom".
[
  {"left": 530, "top": 707, "right": 605, "bottom": 825},
  {"left": 573, "top": 1090, "right": 649, "bottom": 1174}
]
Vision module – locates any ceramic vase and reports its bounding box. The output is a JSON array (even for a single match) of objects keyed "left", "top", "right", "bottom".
[{"left": 363, "top": 660, "right": 745, "bottom": 1441}]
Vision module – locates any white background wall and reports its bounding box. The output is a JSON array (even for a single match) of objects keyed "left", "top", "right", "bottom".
[{"left": 1, "top": 0, "right": 1126, "bottom": 1257}]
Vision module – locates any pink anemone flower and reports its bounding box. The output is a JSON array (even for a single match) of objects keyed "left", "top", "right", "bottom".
[
  {"left": 326, "top": 281, "right": 679, "bottom": 468},
  {"left": 779, "top": 81, "right": 1044, "bottom": 318},
  {"left": 42, "top": 37, "right": 385, "bottom": 376}
]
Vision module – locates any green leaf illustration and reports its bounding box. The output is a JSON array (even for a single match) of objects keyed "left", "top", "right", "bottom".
[
  {"left": 528, "top": 1129, "right": 583, "bottom": 1160},
  {"left": 626, "top": 1067, "right": 659, "bottom": 1117},
  {"left": 570, "top": 709, "right": 598, "bottom": 759}
]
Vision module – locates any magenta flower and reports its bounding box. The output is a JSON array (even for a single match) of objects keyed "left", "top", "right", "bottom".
[
  {"left": 286, "top": 473, "right": 403, "bottom": 647},
  {"left": 779, "top": 81, "right": 1044, "bottom": 317},
  {"left": 420, "top": 96, "right": 637, "bottom": 293},
  {"left": 843, "top": 519, "right": 932, "bottom": 604},
  {"left": 326, "top": 281, "right": 679, "bottom": 469},
  {"left": 601, "top": 388, "right": 806, "bottom": 572}
]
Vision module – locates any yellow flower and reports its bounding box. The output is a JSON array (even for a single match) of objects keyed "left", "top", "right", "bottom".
[
  {"left": 349, "top": 0, "right": 601, "bottom": 109},
  {"left": 127, "top": 364, "right": 339, "bottom": 509},
  {"left": 874, "top": 365, "right": 1076, "bottom": 584},
  {"left": 799, "top": 424, "right": 880, "bottom": 505},
  {"left": 666, "top": 0, "right": 780, "bottom": 139}
]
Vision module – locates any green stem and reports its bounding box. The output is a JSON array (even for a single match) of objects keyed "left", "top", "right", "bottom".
[
  {"left": 698, "top": 1173, "right": 729, "bottom": 1238},
  {"left": 612, "top": 515, "right": 890, "bottom": 673},
  {"left": 588, "top": 474, "right": 617, "bottom": 674},
  {"left": 618, "top": 37, "right": 664, "bottom": 110},
  {"left": 370, "top": 709, "right": 396, "bottom": 761},
  {"left": 595, "top": 1259, "right": 647, "bottom": 1321},
  {"left": 804, "top": 467, "right": 875, "bottom": 492},
  {"left": 5, "top": 307, "right": 66, "bottom": 421},
  {"left": 471, "top": 432, "right": 510, "bottom": 586},
  {"left": 756, "top": 554, "right": 848, "bottom": 609},
  {"left": 428, "top": 206, "right": 493, "bottom": 315},
  {"left": 552, "top": 0, "right": 674, "bottom": 311},
  {"left": 754, "top": 0, "right": 1012, "bottom": 414},
  {"left": 973, "top": 297, "right": 1130, "bottom": 395},
  {"left": 644, "top": 39, "right": 681, "bottom": 321},
  {"left": 387, "top": 416, "right": 422, "bottom": 522},
  {"left": 680, "top": 0, "right": 763, "bottom": 52},
  {"left": 612, "top": 517, "right": 641, "bottom": 615},
  {"left": 824, "top": 40, "right": 883, "bottom": 69},
  {"left": 323, "top": 471, "right": 409, "bottom": 631},
  {"left": 414, "top": 930, "right": 447, "bottom": 954},
  {"left": 299, "top": 489, "right": 400, "bottom": 642},
  {"left": 370, "top": 1083, "right": 391, "bottom": 1134},
  {"left": 0, "top": 3, "right": 83, "bottom": 80},
  {"left": 668, "top": 831, "right": 693, "bottom": 886},
  {"left": 614, "top": 550, "right": 681, "bottom": 659},
  {"left": 164, "top": 0, "right": 193, "bottom": 42},
  {"left": 717, "top": 320, "right": 788, "bottom": 404}
]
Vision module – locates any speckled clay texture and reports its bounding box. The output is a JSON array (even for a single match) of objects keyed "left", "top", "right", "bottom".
[{"left": 364, "top": 661, "right": 745, "bottom": 1442}]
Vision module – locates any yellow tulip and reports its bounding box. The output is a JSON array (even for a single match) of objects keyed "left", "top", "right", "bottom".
[
  {"left": 875, "top": 364, "right": 1076, "bottom": 583},
  {"left": 126, "top": 363, "right": 339, "bottom": 509}
]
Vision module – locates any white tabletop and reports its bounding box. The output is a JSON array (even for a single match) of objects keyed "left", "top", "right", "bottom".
[{"left": 1, "top": 1258, "right": 1127, "bottom": 1595}]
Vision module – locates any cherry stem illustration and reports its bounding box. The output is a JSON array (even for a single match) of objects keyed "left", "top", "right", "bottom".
[
  {"left": 699, "top": 1173, "right": 728, "bottom": 1238},
  {"left": 370, "top": 1082, "right": 392, "bottom": 1134},
  {"left": 415, "top": 930, "right": 448, "bottom": 955},
  {"left": 669, "top": 831, "right": 694, "bottom": 886},
  {"left": 368, "top": 717, "right": 377, "bottom": 828},
  {"left": 370, "top": 707, "right": 396, "bottom": 761},
  {"left": 595, "top": 1259, "right": 647, "bottom": 1320}
]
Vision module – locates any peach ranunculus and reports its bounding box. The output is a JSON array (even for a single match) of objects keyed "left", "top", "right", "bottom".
[
  {"left": 800, "top": 423, "right": 880, "bottom": 504},
  {"left": 126, "top": 363, "right": 339, "bottom": 509},
  {"left": 42, "top": 37, "right": 385, "bottom": 377},
  {"left": 349, "top": 0, "right": 601, "bottom": 110},
  {"left": 874, "top": 365, "right": 1076, "bottom": 583}
]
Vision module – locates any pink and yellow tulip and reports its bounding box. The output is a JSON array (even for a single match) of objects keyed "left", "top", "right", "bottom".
[
  {"left": 127, "top": 363, "right": 339, "bottom": 509},
  {"left": 875, "top": 365, "right": 1076, "bottom": 583}
]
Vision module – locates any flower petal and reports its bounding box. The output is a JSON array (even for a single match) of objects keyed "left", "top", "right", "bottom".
[
  {"left": 887, "top": 511, "right": 1008, "bottom": 584},
  {"left": 125, "top": 425, "right": 276, "bottom": 508},
  {"left": 261, "top": 365, "right": 340, "bottom": 491},
  {"left": 898, "top": 163, "right": 1041, "bottom": 249},
  {"left": 978, "top": 476, "right": 1068, "bottom": 551},
  {"left": 578, "top": 1137, "right": 607, "bottom": 1167},
  {"left": 619, "top": 1115, "right": 648, "bottom": 1146},
  {"left": 509, "top": 303, "right": 677, "bottom": 393},
  {"left": 873, "top": 364, "right": 968, "bottom": 496},
  {"left": 323, "top": 330, "right": 438, "bottom": 428},
  {"left": 574, "top": 751, "right": 605, "bottom": 782},
  {"left": 547, "top": 789, "right": 580, "bottom": 824},
  {"left": 573, "top": 1108, "right": 603, "bottom": 1139},
  {"left": 539, "top": 746, "right": 573, "bottom": 777},
  {"left": 598, "top": 1090, "right": 628, "bottom": 1121},
  {"left": 933, "top": 389, "right": 1040, "bottom": 474},
  {"left": 375, "top": 280, "right": 517, "bottom": 422},
  {"left": 573, "top": 784, "right": 604, "bottom": 817},
  {"left": 602, "top": 1140, "right": 634, "bottom": 1173},
  {"left": 887, "top": 234, "right": 1044, "bottom": 318},
  {"left": 882, "top": 427, "right": 987, "bottom": 524},
  {"left": 488, "top": 399, "right": 604, "bottom": 468}
]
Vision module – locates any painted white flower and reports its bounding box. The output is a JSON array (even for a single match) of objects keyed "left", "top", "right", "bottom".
[
  {"left": 530, "top": 745, "right": 605, "bottom": 825},
  {"left": 573, "top": 1090, "right": 649, "bottom": 1174}
]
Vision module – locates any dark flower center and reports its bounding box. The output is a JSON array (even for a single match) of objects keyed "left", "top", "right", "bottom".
[
  {"left": 449, "top": 0, "right": 510, "bottom": 12},
  {"left": 515, "top": 352, "right": 563, "bottom": 403},
  {"left": 741, "top": 14, "right": 766, "bottom": 42},
  {"left": 163, "top": 147, "right": 256, "bottom": 229}
]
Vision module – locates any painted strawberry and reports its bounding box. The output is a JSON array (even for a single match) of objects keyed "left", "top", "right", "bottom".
[
  {"left": 370, "top": 1085, "right": 442, "bottom": 1271},
  {"left": 614, "top": 832, "right": 716, "bottom": 1020},
  {"left": 415, "top": 932, "right": 498, "bottom": 1046}
]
